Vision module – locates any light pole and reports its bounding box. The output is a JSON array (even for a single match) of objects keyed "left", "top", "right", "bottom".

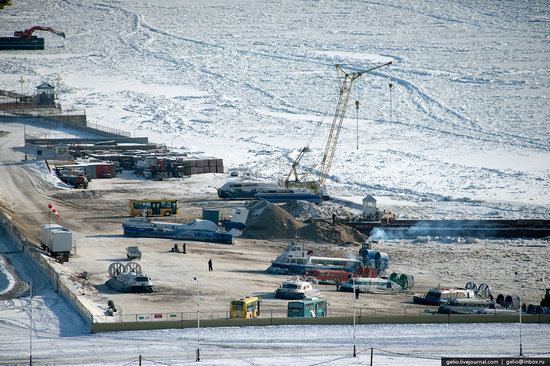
[
  {"left": 193, "top": 276, "right": 200, "bottom": 362},
  {"left": 389, "top": 82, "right": 394, "bottom": 121},
  {"left": 352, "top": 276, "right": 356, "bottom": 358},
  {"left": 515, "top": 271, "right": 523, "bottom": 356},
  {"left": 28, "top": 281, "right": 33, "bottom": 365},
  {"left": 23, "top": 122, "right": 28, "bottom": 161}
]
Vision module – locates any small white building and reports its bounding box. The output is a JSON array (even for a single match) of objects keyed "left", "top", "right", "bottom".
[{"left": 362, "top": 195, "right": 378, "bottom": 219}]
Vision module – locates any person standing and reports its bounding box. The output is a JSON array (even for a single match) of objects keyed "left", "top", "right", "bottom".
[{"left": 208, "top": 258, "right": 213, "bottom": 272}]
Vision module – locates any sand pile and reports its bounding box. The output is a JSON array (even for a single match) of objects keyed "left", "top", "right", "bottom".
[
  {"left": 242, "top": 200, "right": 366, "bottom": 244},
  {"left": 242, "top": 200, "right": 305, "bottom": 239},
  {"left": 282, "top": 201, "right": 356, "bottom": 221},
  {"left": 297, "top": 220, "right": 366, "bottom": 244}
]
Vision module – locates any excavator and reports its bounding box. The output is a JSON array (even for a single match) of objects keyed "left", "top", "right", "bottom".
[
  {"left": 284, "top": 61, "right": 392, "bottom": 199},
  {"left": 13, "top": 26, "right": 66, "bottom": 39},
  {"left": 1, "top": 26, "right": 66, "bottom": 50}
]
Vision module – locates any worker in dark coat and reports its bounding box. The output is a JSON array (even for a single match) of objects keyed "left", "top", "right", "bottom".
[
  {"left": 355, "top": 286, "right": 360, "bottom": 299},
  {"left": 208, "top": 258, "right": 213, "bottom": 272}
]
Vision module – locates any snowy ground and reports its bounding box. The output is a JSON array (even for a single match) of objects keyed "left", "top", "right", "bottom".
[
  {"left": 1, "top": 0, "right": 548, "bottom": 219},
  {"left": 1, "top": 0, "right": 549, "bottom": 364}
]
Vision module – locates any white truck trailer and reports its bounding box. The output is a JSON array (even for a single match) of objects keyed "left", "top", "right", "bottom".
[{"left": 40, "top": 223, "right": 72, "bottom": 258}]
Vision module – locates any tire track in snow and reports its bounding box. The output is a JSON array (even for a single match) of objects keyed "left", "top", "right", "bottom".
[
  {"left": 380, "top": 69, "right": 550, "bottom": 152},
  {"left": 135, "top": 13, "right": 550, "bottom": 154}
]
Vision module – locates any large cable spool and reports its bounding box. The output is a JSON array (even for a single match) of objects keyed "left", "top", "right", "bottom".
[
  {"left": 374, "top": 252, "right": 389, "bottom": 271},
  {"left": 400, "top": 274, "right": 414, "bottom": 289},
  {"left": 504, "top": 295, "right": 520, "bottom": 310}
]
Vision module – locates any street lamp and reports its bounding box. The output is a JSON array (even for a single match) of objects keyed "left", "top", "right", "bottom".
[
  {"left": 515, "top": 271, "right": 523, "bottom": 356},
  {"left": 193, "top": 276, "right": 200, "bottom": 362},
  {"left": 28, "top": 281, "right": 33, "bottom": 365},
  {"left": 352, "top": 276, "right": 356, "bottom": 358}
]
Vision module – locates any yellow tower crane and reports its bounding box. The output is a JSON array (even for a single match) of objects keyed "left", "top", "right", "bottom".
[{"left": 285, "top": 61, "right": 392, "bottom": 198}]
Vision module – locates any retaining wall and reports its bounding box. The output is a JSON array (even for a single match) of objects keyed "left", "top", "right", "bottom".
[
  {"left": 91, "top": 313, "right": 550, "bottom": 333},
  {"left": 0, "top": 210, "right": 94, "bottom": 326}
]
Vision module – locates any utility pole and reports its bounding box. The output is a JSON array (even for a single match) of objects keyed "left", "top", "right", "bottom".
[
  {"left": 389, "top": 83, "right": 393, "bottom": 121},
  {"left": 28, "top": 282, "right": 33, "bottom": 365},
  {"left": 515, "top": 271, "right": 523, "bottom": 356},
  {"left": 19, "top": 76, "right": 25, "bottom": 109},
  {"left": 193, "top": 276, "right": 200, "bottom": 362},
  {"left": 352, "top": 277, "right": 357, "bottom": 357},
  {"left": 23, "top": 122, "right": 28, "bottom": 161}
]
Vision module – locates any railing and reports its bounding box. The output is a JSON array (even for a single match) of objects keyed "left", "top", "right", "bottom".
[
  {"left": 0, "top": 106, "right": 79, "bottom": 117},
  {"left": 86, "top": 121, "right": 131, "bottom": 137}
]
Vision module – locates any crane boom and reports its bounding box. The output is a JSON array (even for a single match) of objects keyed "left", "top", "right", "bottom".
[
  {"left": 317, "top": 61, "right": 391, "bottom": 190},
  {"left": 285, "top": 61, "right": 392, "bottom": 197}
]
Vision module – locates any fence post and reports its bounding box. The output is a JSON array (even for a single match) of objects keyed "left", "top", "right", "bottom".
[
  {"left": 370, "top": 348, "right": 373, "bottom": 366},
  {"left": 139, "top": 354, "right": 142, "bottom": 366}
]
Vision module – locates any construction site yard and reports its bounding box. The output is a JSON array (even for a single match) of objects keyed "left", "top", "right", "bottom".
[
  {"left": 9, "top": 169, "right": 550, "bottom": 321},
  {"left": 0, "top": 122, "right": 548, "bottom": 323}
]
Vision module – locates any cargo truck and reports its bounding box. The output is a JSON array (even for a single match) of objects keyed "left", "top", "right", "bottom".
[{"left": 40, "top": 223, "right": 72, "bottom": 259}]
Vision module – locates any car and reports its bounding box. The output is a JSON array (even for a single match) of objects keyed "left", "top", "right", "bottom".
[{"left": 126, "top": 246, "right": 142, "bottom": 260}]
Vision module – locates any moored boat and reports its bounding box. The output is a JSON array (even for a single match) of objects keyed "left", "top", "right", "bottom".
[
  {"left": 266, "top": 241, "right": 364, "bottom": 275},
  {"left": 413, "top": 287, "right": 476, "bottom": 306},
  {"left": 437, "top": 298, "right": 517, "bottom": 314},
  {"left": 217, "top": 181, "right": 280, "bottom": 199},
  {"left": 122, "top": 216, "right": 233, "bottom": 244},
  {"left": 255, "top": 188, "right": 323, "bottom": 204},
  {"left": 339, "top": 277, "right": 407, "bottom": 294}
]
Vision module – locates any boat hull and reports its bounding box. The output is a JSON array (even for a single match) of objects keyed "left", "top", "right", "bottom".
[
  {"left": 0, "top": 36, "right": 44, "bottom": 50},
  {"left": 412, "top": 295, "right": 448, "bottom": 306},
  {"left": 255, "top": 192, "right": 322, "bottom": 204},
  {"left": 267, "top": 262, "right": 359, "bottom": 275},
  {"left": 347, "top": 219, "right": 550, "bottom": 239},
  {"left": 123, "top": 226, "right": 233, "bottom": 244}
]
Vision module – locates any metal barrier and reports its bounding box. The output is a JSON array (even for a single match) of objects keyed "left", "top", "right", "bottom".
[
  {"left": 86, "top": 121, "right": 131, "bottom": 137},
  {"left": 0, "top": 210, "right": 94, "bottom": 325}
]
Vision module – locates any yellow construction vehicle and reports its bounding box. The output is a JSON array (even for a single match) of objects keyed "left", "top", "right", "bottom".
[{"left": 285, "top": 61, "right": 392, "bottom": 198}]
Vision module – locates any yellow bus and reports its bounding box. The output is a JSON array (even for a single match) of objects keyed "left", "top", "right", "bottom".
[
  {"left": 128, "top": 199, "right": 178, "bottom": 217},
  {"left": 229, "top": 296, "right": 261, "bottom": 319}
]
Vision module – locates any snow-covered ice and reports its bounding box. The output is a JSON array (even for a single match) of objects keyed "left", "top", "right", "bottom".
[{"left": 0, "top": 0, "right": 549, "bottom": 364}]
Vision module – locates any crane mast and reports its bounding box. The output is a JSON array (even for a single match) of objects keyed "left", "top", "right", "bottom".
[{"left": 284, "top": 61, "right": 392, "bottom": 198}]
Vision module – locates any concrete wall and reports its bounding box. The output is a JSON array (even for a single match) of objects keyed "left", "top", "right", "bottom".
[
  {"left": 48, "top": 114, "right": 87, "bottom": 127},
  {"left": 0, "top": 210, "right": 94, "bottom": 327},
  {"left": 91, "top": 312, "right": 550, "bottom": 334}
]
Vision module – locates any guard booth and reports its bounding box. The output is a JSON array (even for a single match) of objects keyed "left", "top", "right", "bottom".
[
  {"left": 362, "top": 195, "right": 378, "bottom": 220},
  {"left": 287, "top": 298, "right": 328, "bottom": 318},
  {"left": 35, "top": 82, "right": 55, "bottom": 106},
  {"left": 229, "top": 296, "right": 261, "bottom": 319}
]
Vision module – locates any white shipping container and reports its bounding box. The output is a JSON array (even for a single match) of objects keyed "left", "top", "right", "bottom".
[
  {"left": 40, "top": 224, "right": 63, "bottom": 246},
  {"left": 48, "top": 228, "right": 72, "bottom": 254}
]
